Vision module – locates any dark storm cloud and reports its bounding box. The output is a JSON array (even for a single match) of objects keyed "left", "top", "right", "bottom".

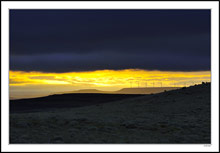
[{"left": 10, "top": 9, "right": 210, "bottom": 72}]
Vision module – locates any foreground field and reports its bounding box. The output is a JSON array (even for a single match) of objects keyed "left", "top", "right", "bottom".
[{"left": 10, "top": 83, "right": 211, "bottom": 143}]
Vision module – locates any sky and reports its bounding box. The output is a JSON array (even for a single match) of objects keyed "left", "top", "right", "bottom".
[{"left": 9, "top": 9, "right": 211, "bottom": 99}]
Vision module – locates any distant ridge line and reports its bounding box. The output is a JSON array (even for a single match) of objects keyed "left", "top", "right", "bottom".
[{"left": 54, "top": 87, "right": 181, "bottom": 95}]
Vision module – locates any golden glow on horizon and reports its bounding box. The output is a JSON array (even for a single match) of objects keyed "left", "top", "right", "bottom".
[
  {"left": 10, "top": 69, "right": 210, "bottom": 87},
  {"left": 9, "top": 69, "right": 211, "bottom": 99}
]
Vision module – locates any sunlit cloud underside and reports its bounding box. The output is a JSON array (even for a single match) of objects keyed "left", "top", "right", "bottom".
[
  {"left": 10, "top": 69, "right": 211, "bottom": 87},
  {"left": 10, "top": 69, "right": 210, "bottom": 99}
]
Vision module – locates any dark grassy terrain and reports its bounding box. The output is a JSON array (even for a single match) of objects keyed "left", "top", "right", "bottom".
[{"left": 10, "top": 83, "right": 211, "bottom": 144}]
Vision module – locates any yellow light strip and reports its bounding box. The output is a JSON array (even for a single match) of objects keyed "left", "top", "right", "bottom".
[{"left": 10, "top": 69, "right": 211, "bottom": 88}]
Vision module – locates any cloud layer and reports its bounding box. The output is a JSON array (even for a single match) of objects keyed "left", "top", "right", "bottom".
[{"left": 10, "top": 10, "right": 211, "bottom": 72}]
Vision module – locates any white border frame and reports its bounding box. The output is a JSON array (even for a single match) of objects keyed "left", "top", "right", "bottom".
[{"left": 1, "top": 1, "right": 219, "bottom": 152}]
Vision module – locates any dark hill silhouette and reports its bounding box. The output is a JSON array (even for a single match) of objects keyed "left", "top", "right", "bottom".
[
  {"left": 10, "top": 84, "right": 206, "bottom": 114},
  {"left": 55, "top": 87, "right": 181, "bottom": 95},
  {"left": 115, "top": 87, "right": 180, "bottom": 94},
  {"left": 10, "top": 93, "right": 144, "bottom": 113},
  {"left": 10, "top": 82, "right": 211, "bottom": 143},
  {"left": 69, "top": 89, "right": 106, "bottom": 93}
]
